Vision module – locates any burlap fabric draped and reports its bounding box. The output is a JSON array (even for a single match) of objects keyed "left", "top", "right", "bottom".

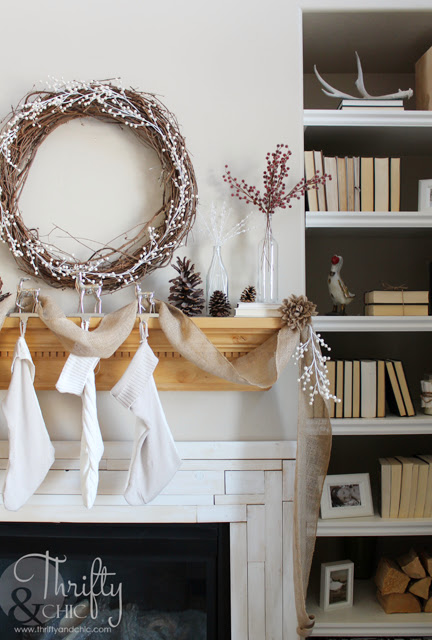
[{"left": 0, "top": 294, "right": 331, "bottom": 636}]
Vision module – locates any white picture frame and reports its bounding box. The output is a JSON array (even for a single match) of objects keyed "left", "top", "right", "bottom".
[
  {"left": 418, "top": 179, "right": 432, "bottom": 211},
  {"left": 320, "top": 473, "right": 373, "bottom": 519},
  {"left": 320, "top": 560, "right": 354, "bottom": 611}
]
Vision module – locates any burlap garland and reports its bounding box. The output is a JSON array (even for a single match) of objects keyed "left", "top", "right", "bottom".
[{"left": 0, "top": 294, "right": 330, "bottom": 635}]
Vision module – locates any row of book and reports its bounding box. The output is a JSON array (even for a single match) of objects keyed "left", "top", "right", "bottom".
[
  {"left": 364, "top": 290, "right": 430, "bottom": 317},
  {"left": 327, "top": 359, "right": 415, "bottom": 419},
  {"left": 380, "top": 455, "right": 432, "bottom": 519},
  {"left": 304, "top": 150, "right": 400, "bottom": 213}
]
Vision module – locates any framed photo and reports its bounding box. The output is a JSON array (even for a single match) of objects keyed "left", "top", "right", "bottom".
[
  {"left": 320, "top": 560, "right": 354, "bottom": 611},
  {"left": 418, "top": 179, "right": 432, "bottom": 211},
  {"left": 320, "top": 473, "right": 373, "bottom": 519}
]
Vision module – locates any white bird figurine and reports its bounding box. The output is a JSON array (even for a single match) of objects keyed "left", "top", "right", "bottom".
[{"left": 328, "top": 255, "right": 355, "bottom": 314}]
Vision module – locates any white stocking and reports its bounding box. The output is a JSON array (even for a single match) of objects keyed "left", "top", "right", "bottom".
[
  {"left": 56, "top": 354, "right": 103, "bottom": 508},
  {"left": 2, "top": 337, "right": 55, "bottom": 511},
  {"left": 111, "top": 340, "right": 181, "bottom": 505}
]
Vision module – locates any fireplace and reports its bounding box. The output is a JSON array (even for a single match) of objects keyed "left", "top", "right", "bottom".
[
  {"left": 0, "top": 522, "right": 231, "bottom": 639},
  {"left": 0, "top": 440, "right": 297, "bottom": 639}
]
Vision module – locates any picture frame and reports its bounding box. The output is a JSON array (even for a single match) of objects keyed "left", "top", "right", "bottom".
[
  {"left": 418, "top": 179, "right": 432, "bottom": 211},
  {"left": 320, "top": 473, "right": 373, "bottom": 519},
  {"left": 320, "top": 560, "right": 354, "bottom": 611}
]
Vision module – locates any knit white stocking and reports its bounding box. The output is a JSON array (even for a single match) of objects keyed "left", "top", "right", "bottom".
[
  {"left": 111, "top": 340, "right": 181, "bottom": 505},
  {"left": 2, "top": 337, "right": 55, "bottom": 511},
  {"left": 56, "top": 354, "right": 103, "bottom": 508}
]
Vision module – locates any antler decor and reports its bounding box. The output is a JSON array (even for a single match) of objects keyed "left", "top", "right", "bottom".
[{"left": 314, "top": 52, "right": 413, "bottom": 101}]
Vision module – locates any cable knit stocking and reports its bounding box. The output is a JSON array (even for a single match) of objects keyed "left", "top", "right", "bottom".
[
  {"left": 2, "top": 337, "right": 55, "bottom": 511},
  {"left": 111, "top": 340, "right": 181, "bottom": 505},
  {"left": 56, "top": 354, "right": 103, "bottom": 508}
]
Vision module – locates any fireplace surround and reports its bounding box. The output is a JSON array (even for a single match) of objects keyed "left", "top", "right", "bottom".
[{"left": 0, "top": 440, "right": 297, "bottom": 639}]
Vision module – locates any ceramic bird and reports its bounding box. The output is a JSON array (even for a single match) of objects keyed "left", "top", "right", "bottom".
[{"left": 328, "top": 255, "right": 355, "bottom": 314}]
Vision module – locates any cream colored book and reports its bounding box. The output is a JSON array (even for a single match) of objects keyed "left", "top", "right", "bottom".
[
  {"left": 365, "top": 304, "right": 429, "bottom": 316},
  {"left": 387, "top": 457, "right": 402, "bottom": 518},
  {"left": 408, "top": 458, "right": 419, "bottom": 518},
  {"left": 360, "top": 157, "right": 374, "bottom": 211},
  {"left": 392, "top": 360, "right": 415, "bottom": 417},
  {"left": 395, "top": 456, "right": 414, "bottom": 518},
  {"left": 365, "top": 290, "right": 429, "bottom": 304},
  {"left": 353, "top": 157, "right": 361, "bottom": 211},
  {"left": 323, "top": 156, "right": 339, "bottom": 212},
  {"left": 326, "top": 360, "right": 336, "bottom": 419},
  {"left": 374, "top": 158, "right": 389, "bottom": 211},
  {"left": 343, "top": 360, "right": 353, "bottom": 418},
  {"left": 314, "top": 151, "right": 327, "bottom": 211},
  {"left": 390, "top": 158, "right": 401, "bottom": 212},
  {"left": 304, "top": 151, "right": 318, "bottom": 212},
  {"left": 337, "top": 157, "right": 348, "bottom": 211},
  {"left": 335, "top": 360, "right": 344, "bottom": 418},
  {"left": 414, "top": 458, "right": 429, "bottom": 517},
  {"left": 346, "top": 157, "right": 355, "bottom": 211},
  {"left": 379, "top": 457, "right": 391, "bottom": 518},
  {"left": 377, "top": 360, "right": 386, "bottom": 418},
  {"left": 417, "top": 454, "right": 432, "bottom": 517},
  {"left": 385, "top": 361, "right": 406, "bottom": 417},
  {"left": 352, "top": 360, "right": 361, "bottom": 418},
  {"left": 360, "top": 360, "right": 377, "bottom": 418}
]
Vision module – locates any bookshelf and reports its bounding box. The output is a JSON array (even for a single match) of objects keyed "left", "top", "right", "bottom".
[{"left": 303, "top": 4, "right": 432, "bottom": 636}]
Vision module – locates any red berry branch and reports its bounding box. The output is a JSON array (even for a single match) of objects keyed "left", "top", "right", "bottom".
[{"left": 223, "top": 143, "right": 330, "bottom": 219}]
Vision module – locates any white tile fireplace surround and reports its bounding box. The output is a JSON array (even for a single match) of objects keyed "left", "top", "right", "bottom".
[{"left": 0, "top": 440, "right": 297, "bottom": 640}]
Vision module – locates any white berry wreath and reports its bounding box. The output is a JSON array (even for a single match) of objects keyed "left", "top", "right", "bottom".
[{"left": 0, "top": 80, "right": 198, "bottom": 291}]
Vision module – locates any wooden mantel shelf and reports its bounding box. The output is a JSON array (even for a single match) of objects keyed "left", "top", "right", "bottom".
[{"left": 0, "top": 316, "right": 282, "bottom": 391}]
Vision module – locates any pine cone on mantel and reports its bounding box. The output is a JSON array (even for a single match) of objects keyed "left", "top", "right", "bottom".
[
  {"left": 209, "top": 290, "right": 232, "bottom": 317},
  {"left": 168, "top": 257, "right": 205, "bottom": 316}
]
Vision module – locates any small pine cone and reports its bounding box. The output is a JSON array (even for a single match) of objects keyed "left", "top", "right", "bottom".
[
  {"left": 209, "top": 290, "right": 232, "bottom": 317},
  {"left": 279, "top": 294, "right": 317, "bottom": 331},
  {"left": 240, "top": 285, "right": 257, "bottom": 303}
]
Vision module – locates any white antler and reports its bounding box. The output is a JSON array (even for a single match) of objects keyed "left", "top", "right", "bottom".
[
  {"left": 313, "top": 65, "right": 357, "bottom": 100},
  {"left": 314, "top": 52, "right": 413, "bottom": 101}
]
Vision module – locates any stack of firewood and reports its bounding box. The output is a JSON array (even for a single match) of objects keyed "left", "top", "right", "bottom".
[{"left": 375, "top": 549, "right": 432, "bottom": 613}]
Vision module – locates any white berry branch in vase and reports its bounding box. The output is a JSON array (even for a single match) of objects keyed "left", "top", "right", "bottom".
[{"left": 223, "top": 144, "right": 330, "bottom": 303}]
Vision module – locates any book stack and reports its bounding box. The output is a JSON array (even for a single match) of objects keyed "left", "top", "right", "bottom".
[
  {"left": 365, "top": 290, "right": 429, "bottom": 316},
  {"left": 234, "top": 302, "right": 281, "bottom": 318},
  {"left": 327, "top": 359, "right": 415, "bottom": 419},
  {"left": 379, "top": 456, "right": 432, "bottom": 519},
  {"left": 304, "top": 151, "right": 400, "bottom": 213},
  {"left": 338, "top": 99, "right": 405, "bottom": 111}
]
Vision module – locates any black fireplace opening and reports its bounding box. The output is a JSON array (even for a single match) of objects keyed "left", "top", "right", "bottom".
[{"left": 0, "top": 522, "right": 231, "bottom": 639}]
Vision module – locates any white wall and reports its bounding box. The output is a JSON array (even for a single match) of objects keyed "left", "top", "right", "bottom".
[{"left": 0, "top": 0, "right": 305, "bottom": 442}]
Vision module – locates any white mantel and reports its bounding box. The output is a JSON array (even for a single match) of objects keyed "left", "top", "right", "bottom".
[{"left": 0, "top": 440, "right": 298, "bottom": 640}]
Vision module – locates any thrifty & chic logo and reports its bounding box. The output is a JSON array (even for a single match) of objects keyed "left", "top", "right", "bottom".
[{"left": 0, "top": 551, "right": 122, "bottom": 628}]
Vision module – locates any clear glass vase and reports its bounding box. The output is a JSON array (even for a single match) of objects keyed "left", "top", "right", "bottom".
[
  {"left": 257, "top": 217, "right": 279, "bottom": 303},
  {"left": 206, "top": 245, "right": 228, "bottom": 311}
]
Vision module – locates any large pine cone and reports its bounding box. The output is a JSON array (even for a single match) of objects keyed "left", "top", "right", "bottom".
[
  {"left": 209, "top": 290, "right": 232, "bottom": 317},
  {"left": 240, "top": 285, "right": 257, "bottom": 302},
  {"left": 168, "top": 257, "right": 205, "bottom": 316}
]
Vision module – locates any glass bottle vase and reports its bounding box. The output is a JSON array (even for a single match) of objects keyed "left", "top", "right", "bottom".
[
  {"left": 206, "top": 245, "right": 228, "bottom": 311},
  {"left": 257, "top": 218, "right": 279, "bottom": 303}
]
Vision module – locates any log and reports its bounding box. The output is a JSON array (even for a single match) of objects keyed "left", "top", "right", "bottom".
[
  {"left": 408, "top": 576, "right": 432, "bottom": 599},
  {"left": 375, "top": 557, "right": 410, "bottom": 595},
  {"left": 424, "top": 595, "right": 432, "bottom": 613},
  {"left": 419, "top": 550, "right": 432, "bottom": 577},
  {"left": 397, "top": 548, "right": 426, "bottom": 579},
  {"left": 376, "top": 590, "right": 421, "bottom": 614}
]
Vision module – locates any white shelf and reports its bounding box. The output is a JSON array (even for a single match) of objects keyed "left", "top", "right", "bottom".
[
  {"left": 331, "top": 415, "right": 432, "bottom": 435},
  {"left": 304, "top": 109, "right": 432, "bottom": 128},
  {"left": 317, "top": 513, "right": 432, "bottom": 537},
  {"left": 309, "top": 579, "right": 432, "bottom": 637},
  {"left": 306, "top": 211, "right": 432, "bottom": 228},
  {"left": 313, "top": 315, "right": 432, "bottom": 332}
]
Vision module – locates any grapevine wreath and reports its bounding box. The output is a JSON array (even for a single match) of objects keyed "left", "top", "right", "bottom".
[{"left": 0, "top": 80, "right": 198, "bottom": 291}]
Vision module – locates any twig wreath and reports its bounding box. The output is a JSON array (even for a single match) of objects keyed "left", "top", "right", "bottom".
[{"left": 0, "top": 79, "right": 198, "bottom": 291}]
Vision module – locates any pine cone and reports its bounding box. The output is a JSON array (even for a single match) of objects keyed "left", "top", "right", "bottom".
[
  {"left": 168, "top": 257, "right": 205, "bottom": 317},
  {"left": 279, "top": 294, "right": 317, "bottom": 331},
  {"left": 240, "top": 285, "right": 257, "bottom": 302},
  {"left": 209, "top": 290, "right": 232, "bottom": 317}
]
